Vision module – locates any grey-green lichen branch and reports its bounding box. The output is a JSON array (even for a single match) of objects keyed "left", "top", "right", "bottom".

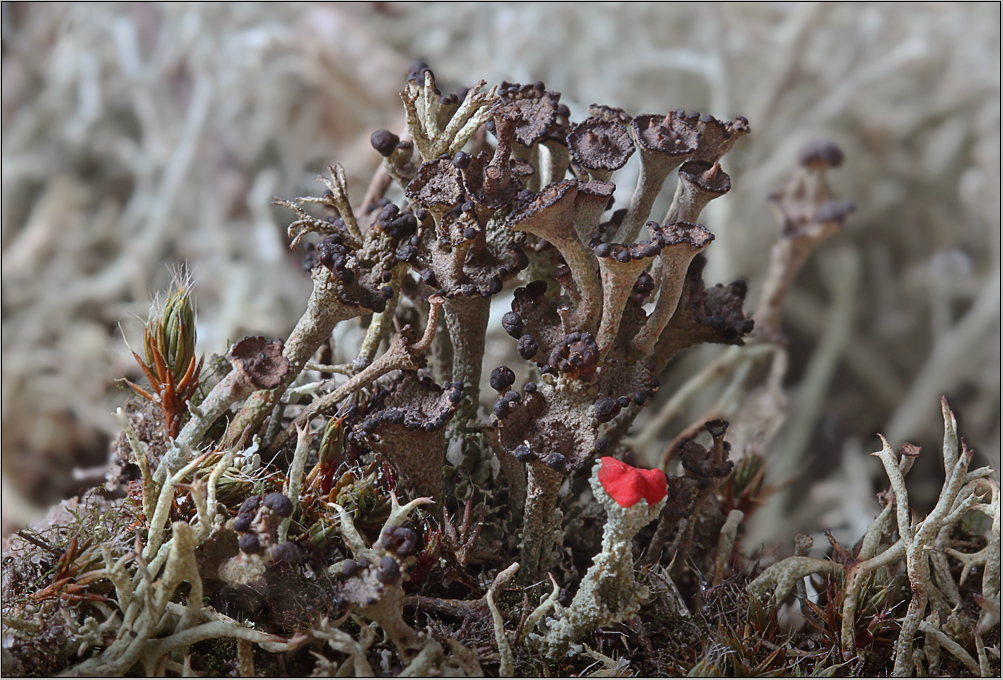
[
  {"left": 270, "top": 294, "right": 443, "bottom": 452},
  {"left": 402, "top": 73, "right": 498, "bottom": 162},
  {"left": 39, "top": 430, "right": 305, "bottom": 677},
  {"left": 746, "top": 397, "right": 999, "bottom": 677},
  {"left": 540, "top": 459, "right": 666, "bottom": 659}
]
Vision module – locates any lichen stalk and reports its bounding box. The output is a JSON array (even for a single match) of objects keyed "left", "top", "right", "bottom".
[
  {"left": 519, "top": 573, "right": 560, "bottom": 645},
  {"left": 114, "top": 407, "right": 157, "bottom": 520},
  {"left": 541, "top": 138, "right": 571, "bottom": 187},
  {"left": 519, "top": 462, "right": 565, "bottom": 584},
  {"left": 444, "top": 294, "right": 491, "bottom": 434},
  {"left": 850, "top": 404, "right": 996, "bottom": 672},
  {"left": 279, "top": 423, "right": 312, "bottom": 544},
  {"left": 614, "top": 114, "right": 698, "bottom": 243},
  {"left": 546, "top": 229, "right": 601, "bottom": 327},
  {"left": 663, "top": 161, "right": 731, "bottom": 224},
  {"left": 747, "top": 556, "right": 845, "bottom": 604},
  {"left": 752, "top": 153, "right": 853, "bottom": 340},
  {"left": 918, "top": 620, "right": 982, "bottom": 676},
  {"left": 487, "top": 562, "right": 520, "bottom": 677},
  {"left": 430, "top": 306, "right": 454, "bottom": 386},
  {"left": 543, "top": 459, "right": 666, "bottom": 657},
  {"left": 166, "top": 361, "right": 263, "bottom": 474},
  {"left": 617, "top": 157, "right": 678, "bottom": 244},
  {"left": 357, "top": 268, "right": 406, "bottom": 368},
  {"left": 632, "top": 222, "right": 713, "bottom": 356},
  {"left": 272, "top": 296, "right": 443, "bottom": 451},
  {"left": 223, "top": 266, "right": 356, "bottom": 448},
  {"left": 595, "top": 253, "right": 656, "bottom": 358},
  {"left": 572, "top": 180, "right": 615, "bottom": 245},
  {"left": 712, "top": 509, "right": 743, "bottom": 585},
  {"left": 506, "top": 180, "right": 603, "bottom": 333},
  {"left": 144, "top": 452, "right": 211, "bottom": 561}
]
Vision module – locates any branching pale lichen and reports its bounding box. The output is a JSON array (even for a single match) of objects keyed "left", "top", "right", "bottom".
[{"left": 747, "top": 398, "right": 999, "bottom": 677}]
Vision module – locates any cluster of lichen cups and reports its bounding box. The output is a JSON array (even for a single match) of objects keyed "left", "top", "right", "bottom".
[
  {"left": 17, "top": 69, "right": 771, "bottom": 676},
  {"left": 264, "top": 69, "right": 760, "bottom": 656},
  {"left": 239, "top": 69, "right": 754, "bottom": 657}
]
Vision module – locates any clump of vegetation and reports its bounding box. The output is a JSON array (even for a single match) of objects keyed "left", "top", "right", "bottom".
[{"left": 2, "top": 65, "right": 998, "bottom": 677}]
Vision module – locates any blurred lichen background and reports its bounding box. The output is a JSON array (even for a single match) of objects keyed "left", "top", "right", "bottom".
[{"left": 2, "top": 1, "right": 999, "bottom": 548}]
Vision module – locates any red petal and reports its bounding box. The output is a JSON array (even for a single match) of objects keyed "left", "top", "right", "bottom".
[{"left": 597, "top": 456, "right": 667, "bottom": 507}]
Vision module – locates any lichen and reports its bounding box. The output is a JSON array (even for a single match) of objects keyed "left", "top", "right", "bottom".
[{"left": 3, "top": 47, "right": 998, "bottom": 677}]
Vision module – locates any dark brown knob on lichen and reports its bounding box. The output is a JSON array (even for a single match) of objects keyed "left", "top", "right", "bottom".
[
  {"left": 230, "top": 336, "right": 290, "bottom": 391},
  {"left": 374, "top": 205, "right": 418, "bottom": 240},
  {"left": 406, "top": 59, "right": 431, "bottom": 84},
  {"left": 371, "top": 129, "right": 401, "bottom": 158},
  {"left": 490, "top": 366, "right": 516, "bottom": 392},
  {"left": 548, "top": 332, "right": 600, "bottom": 382},
  {"left": 271, "top": 541, "right": 302, "bottom": 567},
  {"left": 543, "top": 452, "right": 567, "bottom": 472},
  {"left": 238, "top": 495, "right": 261, "bottom": 517},
  {"left": 493, "top": 397, "right": 510, "bottom": 418},
  {"left": 377, "top": 556, "right": 401, "bottom": 584},
  {"left": 317, "top": 235, "right": 353, "bottom": 284},
  {"left": 594, "top": 396, "right": 620, "bottom": 423},
  {"left": 262, "top": 492, "right": 294, "bottom": 518},
  {"left": 451, "top": 151, "right": 471, "bottom": 169},
  {"left": 238, "top": 533, "right": 262, "bottom": 555},
  {"left": 633, "top": 272, "right": 655, "bottom": 298},
  {"left": 513, "top": 443, "right": 533, "bottom": 463},
  {"left": 380, "top": 526, "right": 417, "bottom": 557},
  {"left": 517, "top": 334, "right": 539, "bottom": 360},
  {"left": 568, "top": 118, "right": 635, "bottom": 178},
  {"left": 798, "top": 140, "right": 844, "bottom": 169},
  {"left": 525, "top": 280, "right": 548, "bottom": 297},
  {"left": 501, "top": 311, "right": 524, "bottom": 338}
]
